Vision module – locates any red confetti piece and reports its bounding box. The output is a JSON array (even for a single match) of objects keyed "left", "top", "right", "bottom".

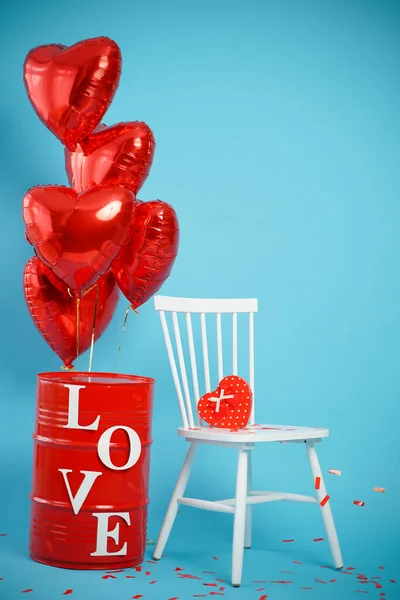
[
  {"left": 271, "top": 580, "right": 293, "bottom": 584},
  {"left": 178, "top": 574, "right": 202, "bottom": 580},
  {"left": 346, "top": 567, "right": 356, "bottom": 571},
  {"left": 175, "top": 567, "right": 185, "bottom": 571},
  {"left": 63, "top": 591, "right": 73, "bottom": 596},
  {"left": 378, "top": 566, "right": 385, "bottom": 570},
  {"left": 212, "top": 556, "right": 218, "bottom": 560},
  {"left": 374, "top": 487, "right": 385, "bottom": 493},
  {"left": 203, "top": 583, "right": 217, "bottom": 587},
  {"left": 313, "top": 538, "right": 324, "bottom": 542},
  {"left": 169, "top": 598, "right": 179, "bottom": 600},
  {"left": 320, "top": 495, "right": 330, "bottom": 507},
  {"left": 256, "top": 588, "right": 265, "bottom": 591},
  {"left": 149, "top": 580, "right": 157, "bottom": 584},
  {"left": 126, "top": 575, "right": 136, "bottom": 579},
  {"left": 375, "top": 584, "right": 383, "bottom": 589},
  {"left": 316, "top": 579, "right": 327, "bottom": 584},
  {"left": 315, "top": 477, "right": 321, "bottom": 490},
  {"left": 390, "top": 579, "right": 396, "bottom": 583},
  {"left": 102, "top": 575, "right": 116, "bottom": 579},
  {"left": 293, "top": 560, "right": 302, "bottom": 565},
  {"left": 372, "top": 577, "right": 382, "bottom": 580},
  {"left": 215, "top": 579, "right": 225, "bottom": 582},
  {"left": 147, "top": 560, "right": 157, "bottom": 564},
  {"left": 145, "top": 571, "right": 151, "bottom": 576},
  {"left": 282, "top": 539, "right": 295, "bottom": 543},
  {"left": 329, "top": 579, "right": 337, "bottom": 583},
  {"left": 353, "top": 500, "right": 365, "bottom": 507},
  {"left": 132, "top": 596, "right": 143, "bottom": 599},
  {"left": 135, "top": 566, "right": 142, "bottom": 572},
  {"left": 259, "top": 596, "right": 268, "bottom": 600},
  {"left": 106, "top": 569, "right": 124, "bottom": 573},
  {"left": 0, "top": 534, "right": 7, "bottom": 537},
  {"left": 218, "top": 587, "right": 225, "bottom": 591},
  {"left": 22, "top": 591, "right": 33, "bottom": 594}
]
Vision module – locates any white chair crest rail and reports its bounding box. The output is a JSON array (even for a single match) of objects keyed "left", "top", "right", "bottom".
[{"left": 153, "top": 295, "right": 343, "bottom": 587}]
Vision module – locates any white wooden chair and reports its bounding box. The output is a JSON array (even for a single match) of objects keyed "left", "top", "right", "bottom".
[{"left": 153, "top": 295, "right": 343, "bottom": 586}]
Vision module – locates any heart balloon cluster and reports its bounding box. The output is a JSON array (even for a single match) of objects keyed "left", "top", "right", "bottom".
[{"left": 22, "top": 36, "right": 179, "bottom": 368}]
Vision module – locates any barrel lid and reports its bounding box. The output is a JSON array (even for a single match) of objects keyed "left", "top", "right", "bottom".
[{"left": 38, "top": 372, "right": 155, "bottom": 385}]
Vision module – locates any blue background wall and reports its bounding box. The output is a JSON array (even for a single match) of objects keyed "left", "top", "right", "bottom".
[{"left": 0, "top": 0, "right": 399, "bottom": 598}]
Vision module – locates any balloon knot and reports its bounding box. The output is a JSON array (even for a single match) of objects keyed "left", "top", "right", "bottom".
[{"left": 61, "top": 364, "right": 74, "bottom": 371}]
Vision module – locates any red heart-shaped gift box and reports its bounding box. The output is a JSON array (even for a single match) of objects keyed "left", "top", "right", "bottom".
[{"left": 197, "top": 375, "right": 253, "bottom": 429}]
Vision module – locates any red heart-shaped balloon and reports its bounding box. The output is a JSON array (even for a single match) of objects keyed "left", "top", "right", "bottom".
[
  {"left": 24, "top": 37, "right": 121, "bottom": 150},
  {"left": 23, "top": 185, "right": 135, "bottom": 298},
  {"left": 197, "top": 376, "right": 253, "bottom": 429},
  {"left": 112, "top": 200, "right": 179, "bottom": 309},
  {"left": 65, "top": 122, "right": 155, "bottom": 195},
  {"left": 24, "top": 256, "right": 119, "bottom": 368}
]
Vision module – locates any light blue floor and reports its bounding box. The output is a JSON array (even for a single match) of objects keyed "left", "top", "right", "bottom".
[{"left": 0, "top": 525, "right": 398, "bottom": 600}]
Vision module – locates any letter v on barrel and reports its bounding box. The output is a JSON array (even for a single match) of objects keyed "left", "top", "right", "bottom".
[{"left": 59, "top": 470, "right": 102, "bottom": 515}]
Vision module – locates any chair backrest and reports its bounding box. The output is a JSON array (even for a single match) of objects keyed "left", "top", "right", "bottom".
[{"left": 154, "top": 295, "right": 258, "bottom": 429}]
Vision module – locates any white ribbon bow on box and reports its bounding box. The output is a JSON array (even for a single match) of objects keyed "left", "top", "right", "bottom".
[{"left": 208, "top": 388, "right": 234, "bottom": 413}]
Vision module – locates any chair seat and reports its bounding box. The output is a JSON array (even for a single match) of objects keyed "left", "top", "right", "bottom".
[{"left": 178, "top": 423, "right": 329, "bottom": 444}]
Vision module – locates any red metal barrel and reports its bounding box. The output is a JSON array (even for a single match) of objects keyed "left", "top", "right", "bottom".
[{"left": 29, "top": 371, "right": 154, "bottom": 569}]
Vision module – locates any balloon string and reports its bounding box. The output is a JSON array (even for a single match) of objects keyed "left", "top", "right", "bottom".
[
  {"left": 114, "top": 304, "right": 137, "bottom": 373},
  {"left": 88, "top": 284, "right": 99, "bottom": 374},
  {"left": 75, "top": 297, "right": 81, "bottom": 371}
]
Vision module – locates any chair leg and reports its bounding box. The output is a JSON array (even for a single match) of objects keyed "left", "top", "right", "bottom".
[
  {"left": 306, "top": 442, "right": 343, "bottom": 569},
  {"left": 153, "top": 442, "right": 197, "bottom": 560},
  {"left": 232, "top": 448, "right": 249, "bottom": 587},
  {"left": 244, "top": 450, "right": 252, "bottom": 549}
]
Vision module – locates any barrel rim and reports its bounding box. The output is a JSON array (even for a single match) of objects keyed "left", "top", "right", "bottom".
[{"left": 37, "top": 371, "right": 155, "bottom": 385}]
